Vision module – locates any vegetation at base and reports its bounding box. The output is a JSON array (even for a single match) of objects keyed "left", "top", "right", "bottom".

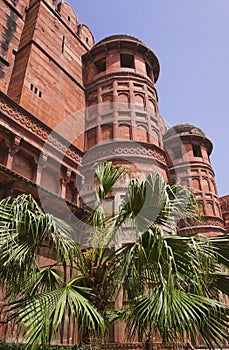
[
  {"left": 0, "top": 162, "right": 229, "bottom": 350},
  {"left": 0, "top": 342, "right": 84, "bottom": 350}
]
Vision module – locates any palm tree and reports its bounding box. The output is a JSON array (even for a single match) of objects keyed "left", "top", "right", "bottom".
[
  {"left": 0, "top": 194, "right": 105, "bottom": 349},
  {"left": 107, "top": 172, "right": 229, "bottom": 349},
  {"left": 0, "top": 162, "right": 229, "bottom": 349}
]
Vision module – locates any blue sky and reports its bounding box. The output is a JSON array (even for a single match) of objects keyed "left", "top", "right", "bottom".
[{"left": 68, "top": 0, "right": 229, "bottom": 196}]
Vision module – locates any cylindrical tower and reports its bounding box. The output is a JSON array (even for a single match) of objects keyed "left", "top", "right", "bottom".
[
  {"left": 82, "top": 34, "right": 167, "bottom": 180},
  {"left": 163, "top": 124, "right": 225, "bottom": 236},
  {"left": 81, "top": 36, "right": 170, "bottom": 342}
]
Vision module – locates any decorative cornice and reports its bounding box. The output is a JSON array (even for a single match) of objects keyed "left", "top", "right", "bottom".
[
  {"left": 179, "top": 216, "right": 225, "bottom": 230},
  {"left": 85, "top": 71, "right": 156, "bottom": 92},
  {"left": 82, "top": 141, "right": 167, "bottom": 167},
  {"left": 0, "top": 93, "right": 82, "bottom": 163}
]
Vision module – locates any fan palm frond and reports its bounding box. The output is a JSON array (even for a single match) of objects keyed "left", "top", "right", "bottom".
[{"left": 6, "top": 276, "right": 105, "bottom": 350}]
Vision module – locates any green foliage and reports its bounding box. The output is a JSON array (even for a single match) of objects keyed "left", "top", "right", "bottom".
[
  {"left": 0, "top": 162, "right": 229, "bottom": 349},
  {"left": 0, "top": 342, "right": 84, "bottom": 350}
]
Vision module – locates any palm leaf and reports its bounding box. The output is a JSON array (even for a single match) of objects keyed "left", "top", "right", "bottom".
[
  {"left": 0, "top": 194, "right": 78, "bottom": 298},
  {"left": 6, "top": 276, "right": 105, "bottom": 350},
  {"left": 125, "top": 287, "right": 229, "bottom": 349},
  {"left": 116, "top": 172, "right": 198, "bottom": 234},
  {"left": 95, "top": 162, "right": 127, "bottom": 202}
]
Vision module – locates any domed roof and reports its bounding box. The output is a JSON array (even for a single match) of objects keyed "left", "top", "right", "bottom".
[
  {"left": 164, "top": 123, "right": 206, "bottom": 139},
  {"left": 95, "top": 34, "right": 145, "bottom": 47}
]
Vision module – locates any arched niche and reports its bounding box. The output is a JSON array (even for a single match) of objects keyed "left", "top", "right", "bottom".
[
  {"left": 102, "top": 124, "right": 113, "bottom": 141},
  {"left": 210, "top": 179, "right": 217, "bottom": 194},
  {"left": 206, "top": 202, "right": 214, "bottom": 216},
  {"left": 192, "top": 178, "right": 201, "bottom": 191},
  {"left": 135, "top": 124, "right": 148, "bottom": 143},
  {"left": 117, "top": 93, "right": 129, "bottom": 109},
  {"left": 215, "top": 203, "right": 221, "bottom": 217},
  {"left": 202, "top": 177, "right": 211, "bottom": 192},
  {"left": 148, "top": 99, "right": 155, "bottom": 112},
  {"left": 118, "top": 124, "right": 131, "bottom": 140},
  {"left": 134, "top": 93, "right": 145, "bottom": 110},
  {"left": 87, "top": 128, "right": 96, "bottom": 149},
  {"left": 87, "top": 99, "right": 98, "bottom": 119},
  {"left": 102, "top": 94, "right": 113, "bottom": 112},
  {"left": 150, "top": 128, "right": 159, "bottom": 146},
  {"left": 198, "top": 201, "right": 205, "bottom": 216}
]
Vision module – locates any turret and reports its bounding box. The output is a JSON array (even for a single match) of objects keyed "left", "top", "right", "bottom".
[
  {"left": 163, "top": 123, "right": 224, "bottom": 236},
  {"left": 82, "top": 35, "right": 167, "bottom": 179}
]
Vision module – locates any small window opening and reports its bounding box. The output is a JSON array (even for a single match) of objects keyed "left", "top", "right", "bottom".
[
  {"left": 94, "top": 58, "right": 106, "bottom": 74},
  {"left": 172, "top": 146, "right": 182, "bottom": 160},
  {"left": 68, "top": 16, "right": 71, "bottom": 21},
  {"left": 192, "top": 144, "right": 202, "bottom": 157},
  {"left": 34, "top": 87, "right": 38, "bottom": 94},
  {"left": 86, "top": 37, "right": 89, "bottom": 43},
  {"left": 146, "top": 62, "right": 152, "bottom": 77},
  {"left": 62, "top": 36, "right": 65, "bottom": 53},
  {"left": 38, "top": 91, "right": 42, "bottom": 98},
  {"left": 30, "top": 84, "right": 33, "bottom": 91},
  {"left": 120, "top": 54, "right": 135, "bottom": 68}
]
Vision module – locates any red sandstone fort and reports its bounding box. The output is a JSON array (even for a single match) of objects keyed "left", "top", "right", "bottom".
[{"left": 0, "top": 0, "right": 229, "bottom": 344}]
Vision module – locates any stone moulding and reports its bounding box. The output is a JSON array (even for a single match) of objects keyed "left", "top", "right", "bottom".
[
  {"left": 0, "top": 93, "right": 82, "bottom": 164},
  {"left": 82, "top": 140, "right": 167, "bottom": 167},
  {"left": 179, "top": 216, "right": 225, "bottom": 229}
]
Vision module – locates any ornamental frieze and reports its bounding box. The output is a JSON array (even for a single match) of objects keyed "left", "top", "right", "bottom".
[
  {"left": 82, "top": 141, "right": 166, "bottom": 165},
  {"left": 0, "top": 96, "right": 82, "bottom": 163}
]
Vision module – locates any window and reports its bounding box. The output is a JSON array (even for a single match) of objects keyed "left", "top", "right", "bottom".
[
  {"left": 172, "top": 146, "right": 182, "bottom": 159},
  {"left": 62, "top": 36, "right": 65, "bottom": 53},
  {"left": 94, "top": 58, "right": 106, "bottom": 74},
  {"left": 68, "top": 16, "right": 71, "bottom": 21},
  {"left": 120, "top": 54, "right": 134, "bottom": 68},
  {"left": 30, "top": 84, "right": 42, "bottom": 98},
  {"left": 192, "top": 144, "right": 202, "bottom": 157}
]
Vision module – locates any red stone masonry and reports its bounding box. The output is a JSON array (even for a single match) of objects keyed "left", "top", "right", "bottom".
[{"left": 0, "top": 0, "right": 228, "bottom": 345}]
